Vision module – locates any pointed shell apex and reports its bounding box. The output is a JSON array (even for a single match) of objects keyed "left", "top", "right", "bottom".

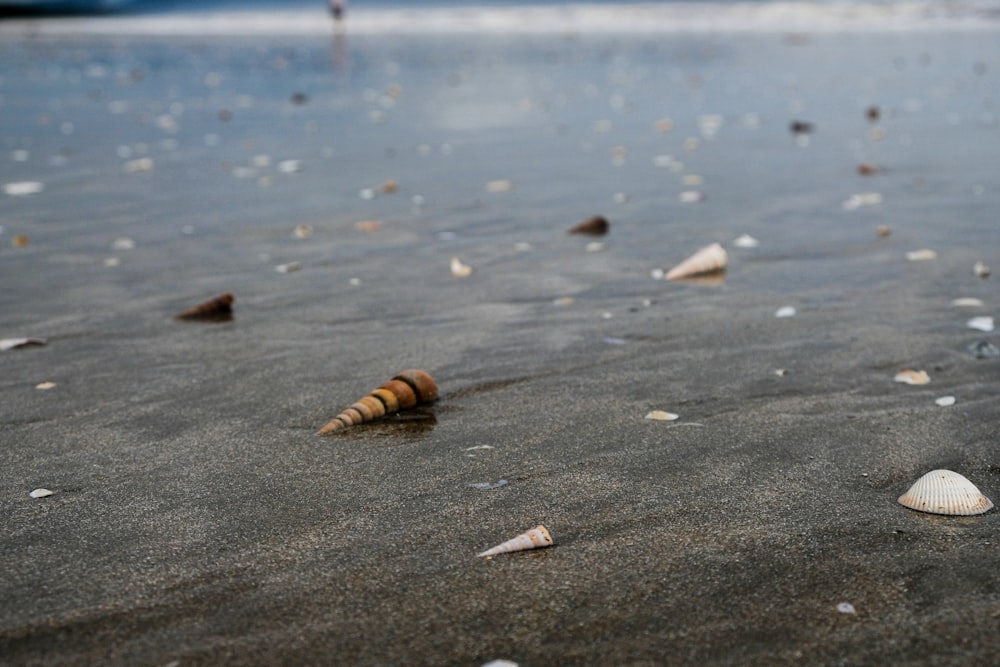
[{"left": 897, "top": 469, "right": 993, "bottom": 516}]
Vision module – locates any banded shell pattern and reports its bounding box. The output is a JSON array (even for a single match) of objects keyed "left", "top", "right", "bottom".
[
  {"left": 477, "top": 524, "right": 554, "bottom": 558},
  {"left": 665, "top": 243, "right": 728, "bottom": 281},
  {"left": 897, "top": 469, "right": 993, "bottom": 516},
  {"left": 318, "top": 369, "right": 438, "bottom": 435}
]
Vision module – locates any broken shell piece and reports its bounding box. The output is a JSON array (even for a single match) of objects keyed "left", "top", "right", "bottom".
[
  {"left": 35, "top": 381, "right": 56, "bottom": 390},
  {"left": 568, "top": 215, "right": 609, "bottom": 236},
  {"left": 450, "top": 257, "right": 472, "bottom": 277},
  {"left": 274, "top": 261, "right": 302, "bottom": 273},
  {"left": 379, "top": 179, "right": 398, "bottom": 194},
  {"left": 897, "top": 469, "right": 993, "bottom": 516},
  {"left": 665, "top": 243, "right": 727, "bottom": 281},
  {"left": 1, "top": 337, "right": 47, "bottom": 351},
  {"left": 973, "top": 261, "right": 990, "bottom": 278},
  {"left": 645, "top": 410, "right": 679, "bottom": 421},
  {"left": 679, "top": 190, "right": 706, "bottom": 203},
  {"left": 857, "top": 162, "right": 879, "bottom": 176},
  {"left": 967, "top": 316, "right": 994, "bottom": 332},
  {"left": 836, "top": 602, "right": 857, "bottom": 615},
  {"left": 585, "top": 241, "right": 605, "bottom": 253},
  {"left": 354, "top": 220, "right": 382, "bottom": 233},
  {"left": 732, "top": 234, "right": 759, "bottom": 248},
  {"left": 174, "top": 293, "right": 234, "bottom": 321},
  {"left": 318, "top": 369, "right": 438, "bottom": 435},
  {"left": 876, "top": 225, "right": 892, "bottom": 238},
  {"left": 906, "top": 249, "right": 937, "bottom": 261},
  {"left": 952, "top": 297, "right": 984, "bottom": 308},
  {"left": 894, "top": 369, "right": 930, "bottom": 385},
  {"left": 292, "top": 224, "right": 313, "bottom": 239},
  {"left": 29, "top": 488, "right": 54, "bottom": 498},
  {"left": 486, "top": 179, "right": 513, "bottom": 193},
  {"left": 3, "top": 181, "right": 44, "bottom": 196},
  {"left": 477, "top": 524, "right": 553, "bottom": 558},
  {"left": 12, "top": 235, "right": 30, "bottom": 247},
  {"left": 774, "top": 306, "right": 796, "bottom": 318},
  {"left": 934, "top": 395, "right": 956, "bottom": 407}
]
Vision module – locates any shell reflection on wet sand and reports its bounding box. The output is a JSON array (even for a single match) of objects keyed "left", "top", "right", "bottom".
[
  {"left": 318, "top": 369, "right": 438, "bottom": 435},
  {"left": 477, "top": 525, "right": 553, "bottom": 558},
  {"left": 898, "top": 470, "right": 993, "bottom": 516}
]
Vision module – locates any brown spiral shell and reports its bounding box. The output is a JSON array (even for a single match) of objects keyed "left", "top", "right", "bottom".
[
  {"left": 318, "top": 369, "right": 438, "bottom": 435},
  {"left": 174, "top": 293, "right": 234, "bottom": 321}
]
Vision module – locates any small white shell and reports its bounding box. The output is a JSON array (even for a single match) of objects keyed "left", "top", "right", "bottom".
[
  {"left": 967, "top": 316, "right": 994, "bottom": 332},
  {"left": 733, "top": 233, "right": 759, "bottom": 248},
  {"left": 774, "top": 306, "right": 797, "bottom": 318},
  {"left": 894, "top": 369, "right": 930, "bottom": 385},
  {"left": 952, "top": 297, "right": 984, "bottom": 308},
  {"left": 477, "top": 524, "right": 553, "bottom": 558},
  {"left": 645, "top": 410, "right": 679, "bottom": 421},
  {"left": 665, "top": 243, "right": 728, "bottom": 280},
  {"left": 29, "top": 488, "right": 53, "bottom": 498},
  {"left": 934, "top": 395, "right": 956, "bottom": 407},
  {"left": 450, "top": 257, "right": 472, "bottom": 277},
  {"left": 898, "top": 469, "right": 993, "bottom": 516},
  {"left": 906, "top": 249, "right": 937, "bottom": 261},
  {"left": 836, "top": 602, "right": 857, "bottom": 615}
]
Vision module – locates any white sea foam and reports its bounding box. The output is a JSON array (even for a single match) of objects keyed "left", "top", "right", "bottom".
[{"left": 2, "top": 2, "right": 999, "bottom": 36}]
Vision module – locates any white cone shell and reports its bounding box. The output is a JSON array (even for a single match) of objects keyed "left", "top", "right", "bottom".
[
  {"left": 477, "top": 524, "right": 553, "bottom": 557},
  {"left": 897, "top": 469, "right": 993, "bottom": 516},
  {"left": 665, "top": 243, "right": 728, "bottom": 280}
]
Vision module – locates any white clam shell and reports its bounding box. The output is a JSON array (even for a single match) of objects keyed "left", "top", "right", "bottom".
[
  {"left": 645, "top": 410, "right": 679, "bottom": 421},
  {"left": 477, "top": 524, "right": 553, "bottom": 558},
  {"left": 967, "top": 316, "right": 994, "bottom": 332},
  {"left": 29, "top": 488, "right": 54, "bottom": 498},
  {"left": 897, "top": 469, "right": 993, "bottom": 516}
]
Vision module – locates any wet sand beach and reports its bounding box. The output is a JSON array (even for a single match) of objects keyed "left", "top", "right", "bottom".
[{"left": 1, "top": 23, "right": 999, "bottom": 666}]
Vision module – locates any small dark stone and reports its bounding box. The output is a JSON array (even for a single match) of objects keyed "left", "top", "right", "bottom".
[{"left": 789, "top": 120, "right": 814, "bottom": 135}]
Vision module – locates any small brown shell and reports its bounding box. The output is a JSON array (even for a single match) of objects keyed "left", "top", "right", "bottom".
[
  {"left": 318, "top": 369, "right": 438, "bottom": 435},
  {"left": 174, "top": 293, "right": 234, "bottom": 321},
  {"left": 568, "top": 215, "right": 609, "bottom": 236}
]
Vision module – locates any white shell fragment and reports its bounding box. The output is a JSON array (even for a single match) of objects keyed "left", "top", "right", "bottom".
[
  {"left": 1, "top": 337, "right": 47, "bottom": 351},
  {"left": 477, "top": 524, "right": 553, "bottom": 558},
  {"left": 897, "top": 469, "right": 993, "bottom": 516},
  {"left": 665, "top": 243, "right": 728, "bottom": 280},
  {"left": 29, "top": 488, "right": 54, "bottom": 498},
  {"left": 906, "top": 249, "right": 937, "bottom": 261},
  {"left": 274, "top": 261, "right": 302, "bottom": 274},
  {"left": 3, "top": 181, "right": 45, "bottom": 196},
  {"left": 952, "top": 297, "right": 984, "bottom": 308},
  {"left": 973, "top": 260, "right": 990, "bottom": 278},
  {"left": 836, "top": 602, "right": 857, "bottom": 615},
  {"left": 934, "top": 396, "right": 956, "bottom": 407},
  {"left": 967, "top": 316, "right": 995, "bottom": 332},
  {"left": 733, "top": 234, "right": 759, "bottom": 248},
  {"left": 35, "top": 381, "right": 57, "bottom": 390},
  {"left": 485, "top": 179, "right": 513, "bottom": 193},
  {"left": 450, "top": 256, "right": 472, "bottom": 277},
  {"left": 774, "top": 306, "right": 797, "bottom": 318},
  {"left": 481, "top": 661, "right": 519, "bottom": 667},
  {"left": 894, "top": 369, "right": 930, "bottom": 385},
  {"left": 645, "top": 410, "right": 679, "bottom": 421}
]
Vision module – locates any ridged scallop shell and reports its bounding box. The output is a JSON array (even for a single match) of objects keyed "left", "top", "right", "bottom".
[
  {"left": 318, "top": 369, "right": 438, "bottom": 435},
  {"left": 174, "top": 293, "right": 234, "bottom": 321},
  {"left": 477, "top": 524, "right": 553, "bottom": 558},
  {"left": 897, "top": 469, "right": 993, "bottom": 516},
  {"left": 665, "top": 243, "right": 728, "bottom": 281}
]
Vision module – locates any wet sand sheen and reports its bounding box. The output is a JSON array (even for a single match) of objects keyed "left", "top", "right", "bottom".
[{"left": 1, "top": 27, "right": 998, "bottom": 666}]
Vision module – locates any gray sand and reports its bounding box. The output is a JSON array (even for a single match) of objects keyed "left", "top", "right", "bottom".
[{"left": 1, "top": 30, "right": 998, "bottom": 665}]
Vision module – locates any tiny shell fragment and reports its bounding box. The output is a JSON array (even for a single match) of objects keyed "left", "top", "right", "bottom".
[
  {"left": 894, "top": 369, "right": 930, "bottom": 385},
  {"left": 450, "top": 257, "right": 472, "bottom": 277},
  {"left": 837, "top": 602, "right": 857, "bottom": 615},
  {"left": 274, "top": 261, "right": 302, "bottom": 273},
  {"left": 486, "top": 179, "right": 512, "bottom": 193},
  {"left": 967, "top": 316, "right": 994, "bottom": 332},
  {"left": 29, "top": 488, "right": 54, "bottom": 498},
  {"left": 3, "top": 181, "right": 44, "bottom": 196},
  {"left": 876, "top": 225, "right": 892, "bottom": 238},
  {"left": 11, "top": 235, "right": 29, "bottom": 247},
  {"left": 973, "top": 261, "right": 990, "bottom": 278},
  {"left": 906, "top": 249, "right": 937, "bottom": 261},
  {"left": 354, "top": 220, "right": 382, "bottom": 233},
  {"left": 568, "top": 215, "right": 609, "bottom": 236},
  {"left": 935, "top": 396, "right": 956, "bottom": 407},
  {"left": 36, "top": 381, "right": 57, "bottom": 390},
  {"left": 645, "top": 410, "right": 679, "bottom": 421},
  {"left": 952, "top": 297, "right": 984, "bottom": 308},
  {"left": 292, "top": 224, "right": 313, "bottom": 239},
  {"left": 469, "top": 480, "right": 508, "bottom": 491},
  {"left": 733, "top": 234, "right": 759, "bottom": 248},
  {"left": 774, "top": 306, "right": 796, "bottom": 318}
]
